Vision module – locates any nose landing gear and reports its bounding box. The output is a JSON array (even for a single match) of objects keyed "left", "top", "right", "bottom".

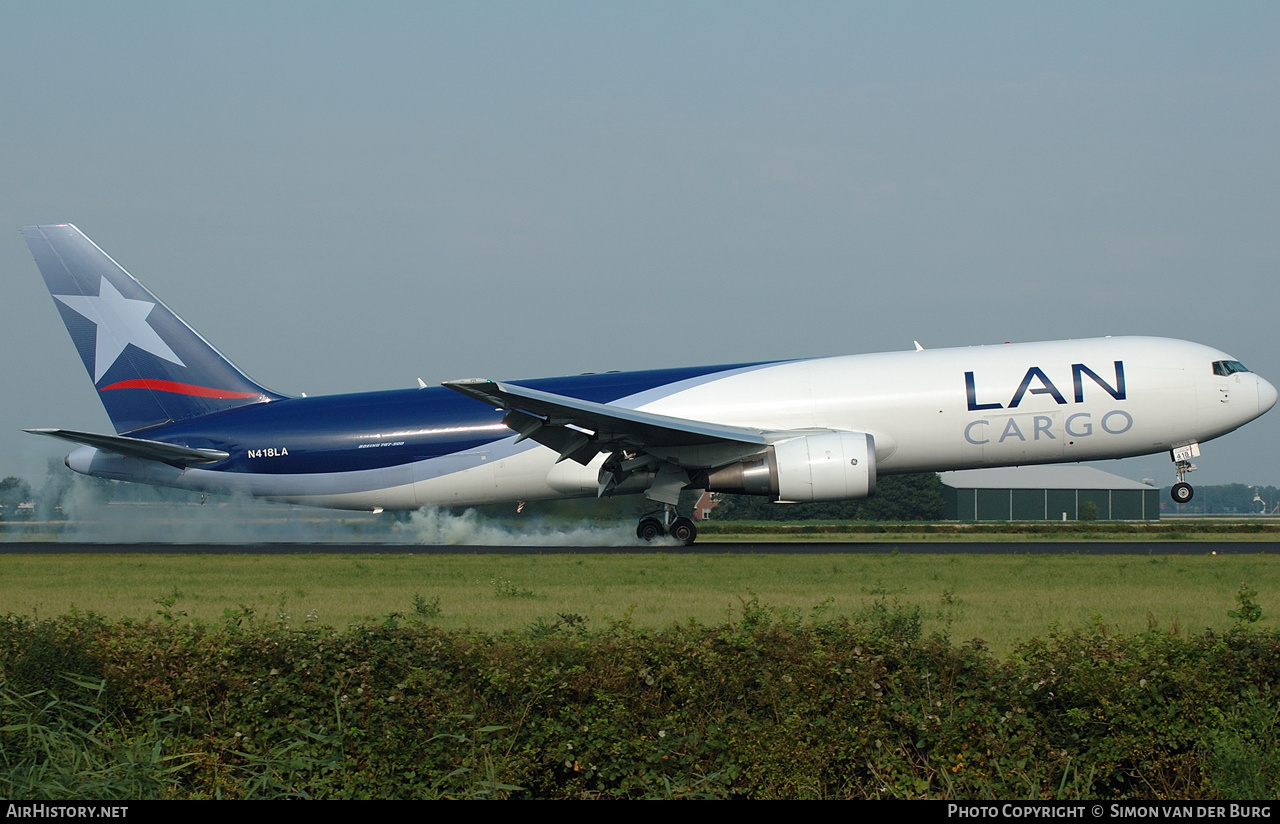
[
  {"left": 1170, "top": 443, "right": 1200, "bottom": 504},
  {"left": 636, "top": 506, "right": 698, "bottom": 546}
]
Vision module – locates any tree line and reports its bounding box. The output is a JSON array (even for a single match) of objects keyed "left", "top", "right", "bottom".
[{"left": 3, "top": 467, "right": 1279, "bottom": 522}]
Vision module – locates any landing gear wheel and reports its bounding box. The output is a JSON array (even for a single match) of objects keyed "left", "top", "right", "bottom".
[
  {"left": 668, "top": 517, "right": 697, "bottom": 546},
  {"left": 1171, "top": 482, "right": 1194, "bottom": 504},
  {"left": 637, "top": 517, "right": 666, "bottom": 542}
]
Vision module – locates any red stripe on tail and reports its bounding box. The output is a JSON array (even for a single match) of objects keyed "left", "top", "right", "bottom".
[{"left": 99, "top": 379, "right": 262, "bottom": 399}]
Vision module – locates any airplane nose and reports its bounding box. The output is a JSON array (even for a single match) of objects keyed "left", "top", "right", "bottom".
[{"left": 1260, "top": 375, "right": 1279, "bottom": 414}]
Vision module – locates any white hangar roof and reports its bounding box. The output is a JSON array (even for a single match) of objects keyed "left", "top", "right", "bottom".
[{"left": 938, "top": 466, "right": 1157, "bottom": 491}]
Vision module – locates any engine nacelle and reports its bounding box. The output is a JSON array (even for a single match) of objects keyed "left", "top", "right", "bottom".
[
  {"left": 705, "top": 432, "right": 876, "bottom": 502},
  {"left": 775, "top": 431, "right": 876, "bottom": 501}
]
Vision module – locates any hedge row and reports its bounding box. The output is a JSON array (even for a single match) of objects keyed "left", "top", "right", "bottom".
[{"left": 2, "top": 603, "right": 1278, "bottom": 799}]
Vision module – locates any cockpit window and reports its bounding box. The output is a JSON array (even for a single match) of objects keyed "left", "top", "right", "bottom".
[{"left": 1213, "top": 360, "right": 1251, "bottom": 376}]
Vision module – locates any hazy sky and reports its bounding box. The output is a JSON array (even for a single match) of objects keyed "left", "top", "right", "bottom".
[{"left": 2, "top": 2, "right": 1277, "bottom": 492}]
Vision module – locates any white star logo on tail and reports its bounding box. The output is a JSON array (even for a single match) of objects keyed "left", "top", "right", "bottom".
[{"left": 53, "top": 277, "right": 185, "bottom": 383}]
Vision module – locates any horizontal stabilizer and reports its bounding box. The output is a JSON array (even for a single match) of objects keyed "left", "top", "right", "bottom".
[{"left": 25, "top": 428, "right": 230, "bottom": 466}]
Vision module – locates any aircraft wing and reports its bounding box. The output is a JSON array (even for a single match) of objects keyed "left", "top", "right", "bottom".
[
  {"left": 25, "top": 428, "right": 230, "bottom": 466},
  {"left": 442, "top": 378, "right": 768, "bottom": 464}
]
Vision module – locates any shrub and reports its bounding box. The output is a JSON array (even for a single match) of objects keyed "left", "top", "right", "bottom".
[{"left": 2, "top": 609, "right": 1279, "bottom": 798}]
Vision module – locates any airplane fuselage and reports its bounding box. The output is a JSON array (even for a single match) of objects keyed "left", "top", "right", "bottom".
[{"left": 66, "top": 336, "right": 1275, "bottom": 511}]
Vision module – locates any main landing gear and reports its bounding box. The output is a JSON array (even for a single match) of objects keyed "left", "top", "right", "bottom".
[
  {"left": 636, "top": 505, "right": 697, "bottom": 546},
  {"left": 1170, "top": 443, "right": 1200, "bottom": 504}
]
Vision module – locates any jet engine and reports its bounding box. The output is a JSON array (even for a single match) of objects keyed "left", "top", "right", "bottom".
[{"left": 704, "top": 432, "right": 876, "bottom": 502}]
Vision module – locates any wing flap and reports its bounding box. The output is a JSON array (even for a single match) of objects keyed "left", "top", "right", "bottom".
[{"left": 443, "top": 378, "right": 769, "bottom": 457}]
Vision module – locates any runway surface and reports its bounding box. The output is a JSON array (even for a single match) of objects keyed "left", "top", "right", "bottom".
[{"left": 1, "top": 541, "right": 1276, "bottom": 555}]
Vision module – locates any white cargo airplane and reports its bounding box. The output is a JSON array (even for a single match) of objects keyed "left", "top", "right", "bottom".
[{"left": 22, "top": 224, "right": 1277, "bottom": 543}]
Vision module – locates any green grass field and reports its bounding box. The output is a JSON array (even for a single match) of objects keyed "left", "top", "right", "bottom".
[{"left": 2, "top": 550, "right": 1276, "bottom": 655}]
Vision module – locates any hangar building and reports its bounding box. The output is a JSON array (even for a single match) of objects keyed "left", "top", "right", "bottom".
[{"left": 939, "top": 466, "right": 1161, "bottom": 521}]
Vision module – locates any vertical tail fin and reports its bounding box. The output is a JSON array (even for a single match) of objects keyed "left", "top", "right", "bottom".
[{"left": 22, "top": 224, "right": 285, "bottom": 434}]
